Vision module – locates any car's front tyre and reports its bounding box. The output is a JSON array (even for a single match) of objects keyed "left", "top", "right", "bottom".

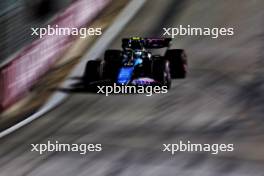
[{"left": 83, "top": 60, "right": 102, "bottom": 85}]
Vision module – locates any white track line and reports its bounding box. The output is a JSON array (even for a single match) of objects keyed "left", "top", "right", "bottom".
[{"left": 0, "top": 0, "right": 147, "bottom": 138}]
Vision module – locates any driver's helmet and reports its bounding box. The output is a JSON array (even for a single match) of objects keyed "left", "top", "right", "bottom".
[{"left": 127, "top": 37, "right": 144, "bottom": 50}]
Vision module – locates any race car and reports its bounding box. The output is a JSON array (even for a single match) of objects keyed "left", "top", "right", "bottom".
[{"left": 83, "top": 37, "right": 187, "bottom": 89}]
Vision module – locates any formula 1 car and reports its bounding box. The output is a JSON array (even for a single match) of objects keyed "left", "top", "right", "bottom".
[{"left": 83, "top": 37, "right": 187, "bottom": 89}]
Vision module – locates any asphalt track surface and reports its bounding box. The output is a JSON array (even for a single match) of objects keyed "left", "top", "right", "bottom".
[{"left": 1, "top": 0, "right": 264, "bottom": 175}]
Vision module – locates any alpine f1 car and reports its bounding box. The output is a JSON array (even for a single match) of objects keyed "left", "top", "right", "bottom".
[{"left": 83, "top": 37, "right": 187, "bottom": 89}]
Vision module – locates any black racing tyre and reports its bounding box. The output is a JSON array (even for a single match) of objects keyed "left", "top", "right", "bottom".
[
  {"left": 83, "top": 60, "right": 102, "bottom": 84},
  {"left": 165, "top": 49, "right": 187, "bottom": 78},
  {"left": 104, "top": 50, "right": 123, "bottom": 62},
  {"left": 103, "top": 61, "right": 121, "bottom": 81},
  {"left": 151, "top": 57, "right": 171, "bottom": 89},
  {"left": 103, "top": 50, "right": 123, "bottom": 81}
]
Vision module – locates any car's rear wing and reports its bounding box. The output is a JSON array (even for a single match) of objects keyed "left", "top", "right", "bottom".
[
  {"left": 122, "top": 37, "right": 172, "bottom": 49},
  {"left": 144, "top": 38, "right": 172, "bottom": 49}
]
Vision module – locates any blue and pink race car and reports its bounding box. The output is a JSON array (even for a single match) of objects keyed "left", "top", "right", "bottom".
[{"left": 83, "top": 37, "right": 187, "bottom": 89}]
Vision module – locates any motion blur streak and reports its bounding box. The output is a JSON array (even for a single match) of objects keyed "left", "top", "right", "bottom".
[
  {"left": 1, "top": 0, "right": 264, "bottom": 176},
  {"left": 0, "top": 0, "right": 146, "bottom": 139}
]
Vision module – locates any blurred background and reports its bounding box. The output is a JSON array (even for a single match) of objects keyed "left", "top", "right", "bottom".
[
  {"left": 0, "top": 0, "right": 72, "bottom": 64},
  {"left": 1, "top": 0, "right": 264, "bottom": 175}
]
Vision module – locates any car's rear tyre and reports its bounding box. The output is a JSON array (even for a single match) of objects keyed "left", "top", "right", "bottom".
[
  {"left": 83, "top": 60, "right": 102, "bottom": 84},
  {"left": 151, "top": 58, "right": 171, "bottom": 89},
  {"left": 165, "top": 49, "right": 187, "bottom": 78}
]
